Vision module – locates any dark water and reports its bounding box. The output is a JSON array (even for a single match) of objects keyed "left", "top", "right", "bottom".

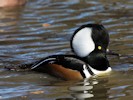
[{"left": 0, "top": 0, "right": 133, "bottom": 99}]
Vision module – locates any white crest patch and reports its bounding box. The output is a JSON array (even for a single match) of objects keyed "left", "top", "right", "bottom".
[{"left": 72, "top": 27, "right": 95, "bottom": 57}]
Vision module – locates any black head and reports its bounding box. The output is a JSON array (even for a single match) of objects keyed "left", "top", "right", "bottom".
[{"left": 70, "top": 24, "right": 110, "bottom": 70}]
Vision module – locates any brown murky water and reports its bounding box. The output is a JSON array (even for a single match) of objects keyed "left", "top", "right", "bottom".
[{"left": 0, "top": 0, "right": 133, "bottom": 99}]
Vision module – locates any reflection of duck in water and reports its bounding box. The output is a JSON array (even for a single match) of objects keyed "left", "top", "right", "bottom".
[
  {"left": 30, "top": 24, "right": 112, "bottom": 80},
  {"left": 56, "top": 78, "right": 109, "bottom": 100},
  {"left": 68, "top": 79, "right": 96, "bottom": 99}
]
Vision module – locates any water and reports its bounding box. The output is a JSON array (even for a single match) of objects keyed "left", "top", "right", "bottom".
[{"left": 0, "top": 0, "right": 133, "bottom": 99}]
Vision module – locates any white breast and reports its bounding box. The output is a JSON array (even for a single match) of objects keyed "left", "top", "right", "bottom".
[
  {"left": 90, "top": 66, "right": 112, "bottom": 76},
  {"left": 83, "top": 64, "right": 112, "bottom": 78}
]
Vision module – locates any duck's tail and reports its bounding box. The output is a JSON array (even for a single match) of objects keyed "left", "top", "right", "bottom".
[{"left": 5, "top": 63, "right": 33, "bottom": 72}]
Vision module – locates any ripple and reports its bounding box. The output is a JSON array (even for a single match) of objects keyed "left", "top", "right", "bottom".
[{"left": 0, "top": 0, "right": 132, "bottom": 99}]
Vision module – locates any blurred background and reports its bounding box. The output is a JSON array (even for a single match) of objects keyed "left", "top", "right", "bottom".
[{"left": 0, "top": 0, "right": 133, "bottom": 99}]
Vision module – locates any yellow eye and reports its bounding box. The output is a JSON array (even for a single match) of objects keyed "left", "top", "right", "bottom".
[{"left": 98, "top": 46, "right": 102, "bottom": 50}]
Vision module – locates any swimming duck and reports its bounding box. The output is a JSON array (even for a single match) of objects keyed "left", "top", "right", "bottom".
[{"left": 31, "top": 24, "right": 112, "bottom": 80}]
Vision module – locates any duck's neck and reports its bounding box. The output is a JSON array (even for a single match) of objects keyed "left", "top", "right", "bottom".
[{"left": 82, "top": 54, "right": 110, "bottom": 71}]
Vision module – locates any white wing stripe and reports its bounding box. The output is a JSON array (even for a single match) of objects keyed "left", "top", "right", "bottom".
[{"left": 31, "top": 58, "right": 56, "bottom": 69}]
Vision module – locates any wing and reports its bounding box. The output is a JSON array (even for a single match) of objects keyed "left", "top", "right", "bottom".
[
  {"left": 31, "top": 55, "right": 85, "bottom": 71},
  {"left": 31, "top": 55, "right": 87, "bottom": 80},
  {"left": 31, "top": 55, "right": 99, "bottom": 80}
]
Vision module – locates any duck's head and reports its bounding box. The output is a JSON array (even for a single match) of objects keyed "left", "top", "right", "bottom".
[{"left": 71, "top": 24, "right": 110, "bottom": 70}]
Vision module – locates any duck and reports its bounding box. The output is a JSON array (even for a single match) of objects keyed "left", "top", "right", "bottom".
[{"left": 31, "top": 24, "right": 112, "bottom": 80}]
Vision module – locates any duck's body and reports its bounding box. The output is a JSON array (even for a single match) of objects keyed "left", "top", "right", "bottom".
[
  {"left": 31, "top": 54, "right": 111, "bottom": 80},
  {"left": 31, "top": 55, "right": 85, "bottom": 80},
  {"left": 31, "top": 24, "right": 112, "bottom": 80}
]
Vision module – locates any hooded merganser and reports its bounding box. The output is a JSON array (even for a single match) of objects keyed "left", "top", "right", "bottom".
[{"left": 31, "top": 24, "right": 112, "bottom": 80}]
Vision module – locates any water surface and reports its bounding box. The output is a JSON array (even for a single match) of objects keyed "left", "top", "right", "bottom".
[{"left": 0, "top": 0, "right": 133, "bottom": 99}]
